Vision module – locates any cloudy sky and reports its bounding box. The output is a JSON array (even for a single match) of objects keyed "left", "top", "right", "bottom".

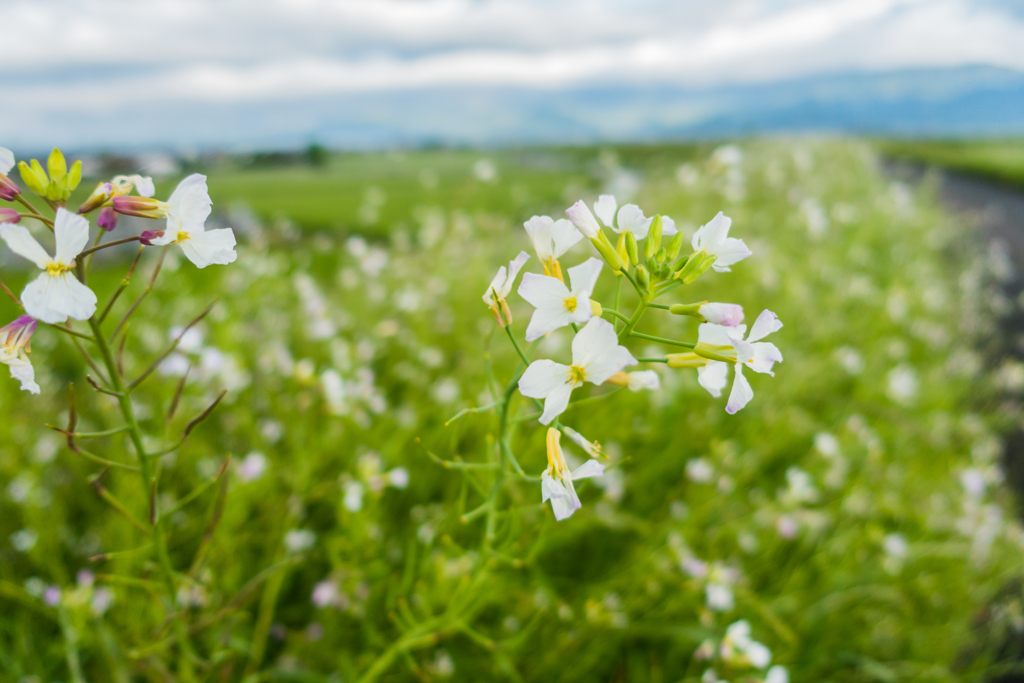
[{"left": 2, "top": 0, "right": 1022, "bottom": 150}]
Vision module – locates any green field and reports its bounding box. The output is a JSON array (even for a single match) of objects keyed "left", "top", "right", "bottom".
[
  {"left": 880, "top": 139, "right": 1024, "bottom": 188},
  {"left": 1, "top": 139, "right": 1023, "bottom": 682}
]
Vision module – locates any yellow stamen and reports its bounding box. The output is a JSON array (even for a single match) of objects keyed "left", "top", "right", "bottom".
[
  {"left": 45, "top": 262, "right": 73, "bottom": 276},
  {"left": 563, "top": 296, "right": 577, "bottom": 312},
  {"left": 175, "top": 232, "right": 191, "bottom": 243},
  {"left": 568, "top": 365, "right": 586, "bottom": 385},
  {"left": 543, "top": 258, "right": 564, "bottom": 282}
]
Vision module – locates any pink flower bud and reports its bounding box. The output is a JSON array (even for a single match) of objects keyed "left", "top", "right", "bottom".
[
  {"left": 97, "top": 206, "right": 118, "bottom": 231},
  {"left": 139, "top": 229, "right": 165, "bottom": 245},
  {"left": 699, "top": 303, "right": 744, "bottom": 327},
  {"left": 0, "top": 207, "right": 20, "bottom": 224},
  {"left": 0, "top": 315, "right": 37, "bottom": 353},
  {"left": 0, "top": 174, "right": 21, "bottom": 201},
  {"left": 77, "top": 182, "right": 113, "bottom": 214},
  {"left": 112, "top": 195, "right": 165, "bottom": 219}
]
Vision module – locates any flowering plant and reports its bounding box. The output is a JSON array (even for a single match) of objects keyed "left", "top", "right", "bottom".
[{"left": 0, "top": 146, "right": 236, "bottom": 682}]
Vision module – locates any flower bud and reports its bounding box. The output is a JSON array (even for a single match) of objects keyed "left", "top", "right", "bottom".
[
  {"left": 694, "top": 342, "right": 737, "bottom": 363},
  {"left": 675, "top": 252, "right": 717, "bottom": 284},
  {"left": 78, "top": 182, "right": 113, "bottom": 214},
  {"left": 647, "top": 215, "right": 663, "bottom": 255},
  {"left": 1, "top": 315, "right": 37, "bottom": 354},
  {"left": 0, "top": 207, "right": 20, "bottom": 223},
  {"left": 666, "top": 232, "right": 684, "bottom": 260},
  {"left": 97, "top": 207, "right": 118, "bottom": 231},
  {"left": 139, "top": 229, "right": 165, "bottom": 245},
  {"left": 565, "top": 200, "right": 601, "bottom": 239},
  {"left": 698, "top": 303, "right": 744, "bottom": 326},
  {"left": 47, "top": 148, "right": 67, "bottom": 185},
  {"left": 655, "top": 246, "right": 667, "bottom": 264},
  {"left": 590, "top": 233, "right": 623, "bottom": 273},
  {"left": 0, "top": 174, "right": 20, "bottom": 201},
  {"left": 113, "top": 196, "right": 167, "bottom": 219},
  {"left": 18, "top": 161, "right": 47, "bottom": 196},
  {"left": 590, "top": 300, "right": 602, "bottom": 317},
  {"left": 669, "top": 302, "right": 705, "bottom": 318},
  {"left": 616, "top": 232, "right": 629, "bottom": 264},
  {"left": 636, "top": 264, "right": 651, "bottom": 291},
  {"left": 46, "top": 180, "right": 66, "bottom": 202},
  {"left": 67, "top": 160, "right": 82, "bottom": 191},
  {"left": 625, "top": 231, "right": 639, "bottom": 266},
  {"left": 666, "top": 352, "right": 707, "bottom": 368}
]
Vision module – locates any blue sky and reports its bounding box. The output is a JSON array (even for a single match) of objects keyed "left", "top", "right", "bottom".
[{"left": 2, "top": 0, "right": 1023, "bottom": 150}]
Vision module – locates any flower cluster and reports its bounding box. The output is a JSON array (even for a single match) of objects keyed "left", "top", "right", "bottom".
[
  {"left": 475, "top": 193, "right": 783, "bottom": 521},
  {"left": 0, "top": 146, "right": 238, "bottom": 394}
]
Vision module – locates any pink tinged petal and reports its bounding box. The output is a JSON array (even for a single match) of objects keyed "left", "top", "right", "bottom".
[
  {"left": 699, "top": 303, "right": 744, "bottom": 326},
  {"left": 615, "top": 204, "right": 651, "bottom": 239},
  {"left": 54, "top": 209, "right": 90, "bottom": 264},
  {"left": 570, "top": 459, "right": 605, "bottom": 480},
  {"left": 541, "top": 471, "right": 568, "bottom": 503},
  {"left": 178, "top": 228, "right": 237, "bottom": 269},
  {"left": 691, "top": 212, "right": 731, "bottom": 252},
  {"left": 139, "top": 229, "right": 164, "bottom": 246},
  {"left": 131, "top": 175, "right": 155, "bottom": 197},
  {"left": 550, "top": 218, "right": 583, "bottom": 258},
  {"left": 524, "top": 215, "right": 554, "bottom": 260},
  {"left": 539, "top": 382, "right": 575, "bottom": 425},
  {"left": 697, "top": 362, "right": 728, "bottom": 398},
  {"left": 626, "top": 370, "right": 660, "bottom": 391},
  {"left": 567, "top": 257, "right": 603, "bottom": 298},
  {"left": 97, "top": 207, "right": 118, "bottom": 231},
  {"left": 725, "top": 365, "right": 754, "bottom": 414},
  {"left": 565, "top": 200, "right": 601, "bottom": 239},
  {"left": 0, "top": 224, "right": 51, "bottom": 268},
  {"left": 747, "top": 309, "right": 783, "bottom": 342},
  {"left": 709, "top": 237, "right": 752, "bottom": 271},
  {"left": 748, "top": 341, "right": 783, "bottom": 375},
  {"left": 661, "top": 216, "right": 677, "bottom": 236},
  {"left": 593, "top": 194, "right": 617, "bottom": 227},
  {"left": 697, "top": 322, "right": 743, "bottom": 346},
  {"left": 5, "top": 357, "right": 40, "bottom": 394},
  {"left": 0, "top": 147, "right": 13, "bottom": 175}
]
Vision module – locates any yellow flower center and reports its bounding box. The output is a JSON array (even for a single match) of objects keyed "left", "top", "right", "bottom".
[
  {"left": 563, "top": 297, "right": 577, "bottom": 312},
  {"left": 568, "top": 365, "right": 586, "bottom": 385},
  {"left": 175, "top": 232, "right": 191, "bottom": 243},
  {"left": 45, "top": 262, "right": 73, "bottom": 276}
]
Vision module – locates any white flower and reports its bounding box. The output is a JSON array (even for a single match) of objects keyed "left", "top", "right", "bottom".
[
  {"left": 519, "top": 317, "right": 637, "bottom": 424},
  {"left": 721, "top": 620, "right": 772, "bottom": 669},
  {"left": 311, "top": 580, "right": 341, "bottom": 608},
  {"left": 606, "top": 369, "right": 660, "bottom": 392},
  {"left": 699, "top": 303, "right": 744, "bottom": 326},
  {"left": 562, "top": 426, "right": 605, "bottom": 458},
  {"left": 706, "top": 583, "right": 734, "bottom": 611},
  {"left": 690, "top": 212, "right": 751, "bottom": 272},
  {"left": 593, "top": 194, "right": 653, "bottom": 239},
  {"left": 565, "top": 200, "right": 602, "bottom": 239},
  {"left": 524, "top": 215, "right": 583, "bottom": 280},
  {"left": 0, "top": 209, "right": 97, "bottom": 324},
  {"left": 541, "top": 427, "right": 605, "bottom": 521},
  {"left": 0, "top": 316, "right": 39, "bottom": 394},
  {"left": 518, "top": 257, "right": 602, "bottom": 341},
  {"left": 766, "top": 666, "right": 789, "bottom": 683},
  {"left": 0, "top": 147, "right": 13, "bottom": 174},
  {"left": 147, "top": 174, "right": 237, "bottom": 268},
  {"left": 696, "top": 310, "right": 783, "bottom": 414},
  {"left": 483, "top": 251, "right": 530, "bottom": 326}
]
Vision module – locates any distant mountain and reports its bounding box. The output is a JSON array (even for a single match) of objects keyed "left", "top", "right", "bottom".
[{"left": 8, "top": 65, "right": 1024, "bottom": 152}]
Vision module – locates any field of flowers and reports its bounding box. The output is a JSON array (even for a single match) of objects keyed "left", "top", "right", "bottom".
[{"left": 1, "top": 138, "right": 1023, "bottom": 682}]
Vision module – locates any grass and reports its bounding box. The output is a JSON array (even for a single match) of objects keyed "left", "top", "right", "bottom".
[
  {"left": 0, "top": 139, "right": 1022, "bottom": 682},
  {"left": 879, "top": 139, "right": 1024, "bottom": 188}
]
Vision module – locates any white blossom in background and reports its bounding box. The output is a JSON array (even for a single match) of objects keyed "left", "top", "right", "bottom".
[
  {"left": 523, "top": 215, "right": 583, "bottom": 280},
  {"left": 518, "top": 257, "right": 602, "bottom": 341},
  {"left": 483, "top": 251, "right": 530, "bottom": 325},
  {"left": 519, "top": 317, "right": 637, "bottom": 424},
  {"left": 721, "top": 620, "right": 772, "bottom": 668},
  {"left": 541, "top": 428, "right": 605, "bottom": 521},
  {"left": 691, "top": 212, "right": 752, "bottom": 273},
  {"left": 696, "top": 310, "right": 783, "bottom": 413},
  {"left": 0, "top": 316, "right": 40, "bottom": 394},
  {"left": 237, "top": 452, "right": 268, "bottom": 482},
  {"left": 284, "top": 529, "right": 316, "bottom": 553},
  {"left": 0, "top": 209, "right": 97, "bottom": 324},
  {"left": 311, "top": 580, "right": 341, "bottom": 608},
  {"left": 886, "top": 364, "right": 919, "bottom": 405}
]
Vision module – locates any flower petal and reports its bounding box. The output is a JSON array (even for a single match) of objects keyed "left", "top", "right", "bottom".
[
  {"left": 691, "top": 212, "right": 730, "bottom": 252},
  {"left": 748, "top": 341, "right": 783, "bottom": 375},
  {"left": 4, "top": 357, "right": 39, "bottom": 394},
  {"left": 518, "top": 272, "right": 570, "bottom": 310},
  {"left": 550, "top": 219, "right": 583, "bottom": 258},
  {"left": 541, "top": 471, "right": 569, "bottom": 503},
  {"left": 23, "top": 272, "right": 97, "bottom": 323},
  {"left": 709, "top": 238, "right": 751, "bottom": 270},
  {"left": 484, "top": 265, "right": 508, "bottom": 305},
  {"left": 502, "top": 251, "right": 531, "bottom": 298},
  {"left": 0, "top": 224, "right": 51, "bottom": 269},
  {"left": 539, "top": 382, "right": 574, "bottom": 425},
  {"left": 572, "top": 317, "right": 637, "bottom": 383},
  {"left": 697, "top": 322, "right": 744, "bottom": 346},
  {"left": 567, "top": 257, "right": 603, "bottom": 297},
  {"left": 626, "top": 370, "right": 660, "bottom": 391},
  {"left": 697, "top": 361, "right": 728, "bottom": 398},
  {"left": 54, "top": 209, "right": 91, "bottom": 264},
  {"left": 661, "top": 216, "right": 677, "bottom": 236},
  {"left": 524, "top": 303, "right": 575, "bottom": 342},
  {"left": 747, "top": 309, "right": 783, "bottom": 342},
  {"left": 566, "top": 201, "right": 601, "bottom": 239},
  {"left": 131, "top": 175, "right": 156, "bottom": 197},
  {"left": 615, "top": 204, "right": 651, "bottom": 239},
  {"left": 0, "top": 147, "right": 14, "bottom": 175},
  {"left": 571, "top": 459, "right": 605, "bottom": 480},
  {"left": 178, "top": 228, "right": 237, "bottom": 269},
  {"left": 519, "top": 359, "right": 570, "bottom": 400},
  {"left": 725, "top": 365, "right": 754, "bottom": 414},
  {"left": 593, "top": 194, "right": 617, "bottom": 227},
  {"left": 550, "top": 479, "right": 582, "bottom": 520},
  {"left": 524, "top": 215, "right": 554, "bottom": 261}
]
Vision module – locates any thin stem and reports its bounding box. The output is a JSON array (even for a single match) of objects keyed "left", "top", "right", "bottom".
[
  {"left": 128, "top": 300, "right": 217, "bottom": 390},
  {"left": 648, "top": 302, "right": 671, "bottom": 310},
  {"left": 620, "top": 269, "right": 644, "bottom": 297},
  {"left": 629, "top": 331, "right": 695, "bottom": 349},
  {"left": 503, "top": 325, "right": 530, "bottom": 366},
  {"left": 618, "top": 295, "right": 651, "bottom": 340},
  {"left": 79, "top": 236, "right": 140, "bottom": 258},
  {"left": 15, "top": 195, "right": 53, "bottom": 228},
  {"left": 654, "top": 280, "right": 682, "bottom": 297},
  {"left": 99, "top": 248, "right": 144, "bottom": 324},
  {"left": 613, "top": 277, "right": 622, "bottom": 332},
  {"left": 45, "top": 323, "right": 95, "bottom": 343},
  {"left": 85, "top": 228, "right": 104, "bottom": 273},
  {"left": 0, "top": 276, "right": 21, "bottom": 307},
  {"left": 601, "top": 308, "right": 631, "bottom": 324},
  {"left": 637, "top": 357, "right": 669, "bottom": 363},
  {"left": 445, "top": 401, "right": 502, "bottom": 426},
  {"left": 48, "top": 425, "right": 130, "bottom": 439}
]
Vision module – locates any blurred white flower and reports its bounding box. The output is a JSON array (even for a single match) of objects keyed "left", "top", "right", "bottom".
[
  {"left": 483, "top": 251, "right": 530, "bottom": 326},
  {"left": 311, "top": 580, "right": 341, "bottom": 608},
  {"left": 284, "top": 529, "right": 316, "bottom": 553},
  {"left": 1, "top": 209, "right": 97, "bottom": 324},
  {"left": 721, "top": 620, "right": 772, "bottom": 669},
  {"left": 686, "top": 458, "right": 715, "bottom": 483},
  {"left": 524, "top": 215, "right": 583, "bottom": 280},
  {"left": 886, "top": 364, "right": 919, "bottom": 405},
  {"left": 473, "top": 159, "right": 497, "bottom": 182},
  {"left": 706, "top": 583, "right": 734, "bottom": 612},
  {"left": 696, "top": 310, "right": 783, "bottom": 414},
  {"left": 11, "top": 528, "right": 38, "bottom": 552},
  {"left": 519, "top": 317, "right": 637, "bottom": 424},
  {"left": 237, "top": 452, "right": 268, "bottom": 482},
  {"left": 884, "top": 533, "right": 908, "bottom": 559},
  {"left": 91, "top": 587, "right": 114, "bottom": 616},
  {"left": 518, "top": 257, "right": 602, "bottom": 341},
  {"left": 766, "top": 665, "right": 790, "bottom": 683},
  {"left": 387, "top": 467, "right": 410, "bottom": 489},
  {"left": 343, "top": 481, "right": 365, "bottom": 512}
]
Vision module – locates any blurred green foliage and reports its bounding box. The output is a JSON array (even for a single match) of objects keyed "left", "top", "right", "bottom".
[
  {"left": 880, "top": 139, "right": 1024, "bottom": 188},
  {"left": 0, "top": 139, "right": 1022, "bottom": 682}
]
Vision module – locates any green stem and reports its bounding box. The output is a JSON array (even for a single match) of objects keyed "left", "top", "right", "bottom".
[
  {"left": 648, "top": 302, "right": 671, "bottom": 310},
  {"left": 15, "top": 195, "right": 53, "bottom": 228},
  {"left": 620, "top": 269, "right": 644, "bottom": 297},
  {"left": 58, "top": 606, "right": 86, "bottom": 683},
  {"left": 637, "top": 357, "right": 669, "bottom": 364},
  {"left": 629, "top": 331, "right": 695, "bottom": 349},
  {"left": 654, "top": 280, "right": 682, "bottom": 297},
  {"left": 601, "top": 308, "right": 631, "bottom": 324},
  {"left": 613, "top": 277, "right": 622, "bottom": 332},
  {"left": 618, "top": 295, "right": 651, "bottom": 340},
  {"left": 503, "top": 325, "right": 530, "bottom": 366},
  {"left": 85, "top": 315, "right": 197, "bottom": 681}
]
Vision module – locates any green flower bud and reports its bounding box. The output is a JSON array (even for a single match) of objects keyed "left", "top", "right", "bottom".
[
  {"left": 666, "top": 232, "right": 684, "bottom": 260},
  {"left": 694, "top": 342, "right": 737, "bottom": 363},
  {"left": 636, "top": 265, "right": 651, "bottom": 291},
  {"left": 18, "top": 160, "right": 47, "bottom": 196},
  {"left": 669, "top": 302, "right": 706, "bottom": 319},
  {"left": 648, "top": 215, "right": 663, "bottom": 253},
  {"left": 625, "top": 231, "right": 639, "bottom": 266},
  {"left": 675, "top": 252, "right": 717, "bottom": 284},
  {"left": 591, "top": 234, "right": 623, "bottom": 273},
  {"left": 656, "top": 247, "right": 667, "bottom": 264},
  {"left": 67, "top": 160, "right": 82, "bottom": 191},
  {"left": 45, "top": 180, "right": 64, "bottom": 202},
  {"left": 48, "top": 148, "right": 67, "bottom": 185}
]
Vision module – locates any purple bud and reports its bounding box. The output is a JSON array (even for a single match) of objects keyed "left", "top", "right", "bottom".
[
  {"left": 0, "top": 207, "right": 20, "bottom": 224},
  {"left": 97, "top": 206, "right": 118, "bottom": 231},
  {"left": 0, "top": 316, "right": 37, "bottom": 352},
  {"left": 112, "top": 195, "right": 165, "bottom": 219},
  {"left": 0, "top": 174, "right": 21, "bottom": 201},
  {"left": 139, "top": 229, "right": 165, "bottom": 246},
  {"left": 43, "top": 586, "right": 62, "bottom": 607}
]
